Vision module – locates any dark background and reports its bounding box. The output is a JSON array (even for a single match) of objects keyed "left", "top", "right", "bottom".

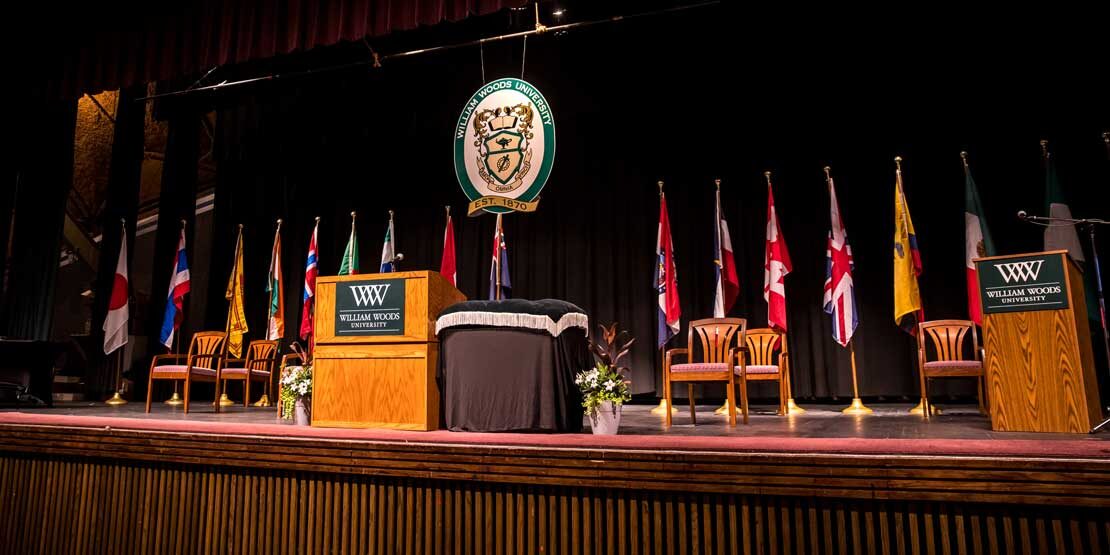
[
  {"left": 186, "top": 3, "right": 1110, "bottom": 401},
  {"left": 8, "top": 2, "right": 1109, "bottom": 403}
]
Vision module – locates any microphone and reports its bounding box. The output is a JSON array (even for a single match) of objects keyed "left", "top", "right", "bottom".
[{"left": 1017, "top": 210, "right": 1028, "bottom": 220}]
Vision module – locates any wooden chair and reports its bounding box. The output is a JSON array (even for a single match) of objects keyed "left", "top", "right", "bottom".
[
  {"left": 664, "top": 318, "right": 747, "bottom": 426},
  {"left": 219, "top": 340, "right": 279, "bottom": 407},
  {"left": 917, "top": 319, "right": 988, "bottom": 419},
  {"left": 145, "top": 331, "right": 227, "bottom": 414},
  {"left": 736, "top": 328, "right": 789, "bottom": 422}
]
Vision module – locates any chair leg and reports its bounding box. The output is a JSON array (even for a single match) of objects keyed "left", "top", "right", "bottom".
[
  {"left": 214, "top": 377, "right": 222, "bottom": 414},
  {"left": 739, "top": 366, "right": 749, "bottom": 425},
  {"left": 145, "top": 374, "right": 154, "bottom": 413},
  {"left": 977, "top": 376, "right": 988, "bottom": 415},
  {"left": 687, "top": 384, "right": 696, "bottom": 425},
  {"left": 778, "top": 377, "right": 787, "bottom": 416},
  {"left": 244, "top": 377, "right": 251, "bottom": 407},
  {"left": 183, "top": 376, "right": 191, "bottom": 415},
  {"left": 919, "top": 369, "right": 930, "bottom": 421},
  {"left": 726, "top": 374, "right": 737, "bottom": 427},
  {"left": 664, "top": 378, "right": 673, "bottom": 427}
]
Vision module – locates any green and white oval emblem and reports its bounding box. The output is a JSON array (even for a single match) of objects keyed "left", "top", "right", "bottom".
[{"left": 454, "top": 78, "right": 555, "bottom": 215}]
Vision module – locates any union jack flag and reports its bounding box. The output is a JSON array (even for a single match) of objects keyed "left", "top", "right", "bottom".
[{"left": 823, "top": 173, "right": 858, "bottom": 347}]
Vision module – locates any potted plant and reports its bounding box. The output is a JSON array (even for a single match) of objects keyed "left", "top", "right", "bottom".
[
  {"left": 280, "top": 343, "right": 313, "bottom": 425},
  {"left": 576, "top": 322, "right": 634, "bottom": 435}
]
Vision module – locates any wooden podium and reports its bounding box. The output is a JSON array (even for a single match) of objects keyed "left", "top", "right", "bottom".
[
  {"left": 975, "top": 251, "right": 1103, "bottom": 433},
  {"left": 312, "top": 271, "right": 464, "bottom": 430}
]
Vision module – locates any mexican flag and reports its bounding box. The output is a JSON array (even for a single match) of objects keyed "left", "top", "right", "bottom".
[{"left": 963, "top": 155, "right": 995, "bottom": 325}]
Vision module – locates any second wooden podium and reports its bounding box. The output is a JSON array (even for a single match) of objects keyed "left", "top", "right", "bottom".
[
  {"left": 311, "top": 271, "right": 465, "bottom": 430},
  {"left": 975, "top": 251, "right": 1102, "bottom": 433}
]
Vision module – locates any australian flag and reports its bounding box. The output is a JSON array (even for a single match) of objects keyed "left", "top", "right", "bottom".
[{"left": 488, "top": 214, "right": 511, "bottom": 300}]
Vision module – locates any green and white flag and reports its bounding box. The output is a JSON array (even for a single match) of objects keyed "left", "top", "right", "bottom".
[
  {"left": 1042, "top": 146, "right": 1084, "bottom": 263},
  {"left": 339, "top": 213, "right": 359, "bottom": 275}
]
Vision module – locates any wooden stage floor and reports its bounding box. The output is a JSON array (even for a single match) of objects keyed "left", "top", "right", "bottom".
[
  {"left": 3, "top": 402, "right": 1109, "bottom": 553},
  {"left": 7, "top": 400, "right": 1109, "bottom": 442}
]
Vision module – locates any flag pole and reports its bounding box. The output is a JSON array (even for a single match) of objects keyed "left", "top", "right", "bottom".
[
  {"left": 166, "top": 219, "right": 188, "bottom": 406},
  {"left": 254, "top": 218, "right": 282, "bottom": 408},
  {"left": 218, "top": 224, "right": 244, "bottom": 407},
  {"left": 893, "top": 156, "right": 936, "bottom": 417},
  {"left": 106, "top": 218, "right": 129, "bottom": 406},
  {"left": 832, "top": 168, "right": 869, "bottom": 415},
  {"left": 842, "top": 340, "right": 872, "bottom": 414},
  {"left": 652, "top": 180, "right": 677, "bottom": 416},
  {"left": 764, "top": 170, "right": 806, "bottom": 416},
  {"left": 714, "top": 177, "right": 735, "bottom": 417},
  {"left": 494, "top": 214, "right": 503, "bottom": 300}
]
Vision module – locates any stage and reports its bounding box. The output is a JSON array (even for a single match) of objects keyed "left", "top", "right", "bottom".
[{"left": 2, "top": 402, "right": 1109, "bottom": 553}]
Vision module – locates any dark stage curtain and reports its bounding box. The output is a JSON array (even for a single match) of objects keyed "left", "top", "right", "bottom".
[
  {"left": 141, "top": 110, "right": 202, "bottom": 387},
  {"left": 2, "top": 99, "right": 77, "bottom": 340},
  {"left": 201, "top": 6, "right": 1108, "bottom": 401},
  {"left": 87, "top": 84, "right": 146, "bottom": 398},
  {"left": 33, "top": 0, "right": 526, "bottom": 98}
]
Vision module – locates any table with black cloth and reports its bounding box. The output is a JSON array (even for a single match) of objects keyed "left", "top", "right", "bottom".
[{"left": 436, "top": 299, "right": 590, "bottom": 432}]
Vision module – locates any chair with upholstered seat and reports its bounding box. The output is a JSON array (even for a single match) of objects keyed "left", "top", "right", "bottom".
[
  {"left": 917, "top": 319, "right": 988, "bottom": 419},
  {"left": 145, "top": 331, "right": 227, "bottom": 414},
  {"left": 664, "top": 318, "right": 747, "bottom": 426},
  {"left": 735, "top": 328, "right": 788, "bottom": 422},
  {"left": 219, "top": 340, "right": 279, "bottom": 407}
]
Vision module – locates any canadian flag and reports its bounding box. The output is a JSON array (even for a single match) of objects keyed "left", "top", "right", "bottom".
[
  {"left": 763, "top": 176, "right": 792, "bottom": 331},
  {"left": 103, "top": 221, "right": 129, "bottom": 355}
]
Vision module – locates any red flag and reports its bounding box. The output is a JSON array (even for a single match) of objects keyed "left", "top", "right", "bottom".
[
  {"left": 763, "top": 177, "right": 792, "bottom": 332},
  {"left": 655, "top": 192, "right": 681, "bottom": 347},
  {"left": 440, "top": 211, "right": 457, "bottom": 287}
]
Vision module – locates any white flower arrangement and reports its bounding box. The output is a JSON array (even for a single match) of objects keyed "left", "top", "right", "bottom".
[{"left": 279, "top": 363, "right": 312, "bottom": 421}]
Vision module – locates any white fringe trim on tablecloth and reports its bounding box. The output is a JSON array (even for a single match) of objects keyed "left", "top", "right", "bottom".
[{"left": 435, "top": 311, "right": 589, "bottom": 337}]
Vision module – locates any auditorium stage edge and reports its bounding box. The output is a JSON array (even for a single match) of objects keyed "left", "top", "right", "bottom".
[{"left": 3, "top": 403, "right": 1109, "bottom": 508}]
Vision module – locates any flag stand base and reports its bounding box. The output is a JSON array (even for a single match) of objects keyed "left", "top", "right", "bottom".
[
  {"left": 713, "top": 400, "right": 733, "bottom": 415},
  {"left": 842, "top": 398, "right": 872, "bottom": 415},
  {"left": 105, "top": 392, "right": 128, "bottom": 406},
  {"left": 785, "top": 398, "right": 806, "bottom": 414},
  {"left": 214, "top": 394, "right": 235, "bottom": 407},
  {"left": 908, "top": 400, "right": 941, "bottom": 416},
  {"left": 253, "top": 394, "right": 271, "bottom": 407},
  {"left": 650, "top": 399, "right": 677, "bottom": 416},
  {"left": 164, "top": 392, "right": 184, "bottom": 406}
]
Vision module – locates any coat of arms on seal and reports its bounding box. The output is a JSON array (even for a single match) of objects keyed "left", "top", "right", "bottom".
[{"left": 454, "top": 78, "right": 555, "bottom": 215}]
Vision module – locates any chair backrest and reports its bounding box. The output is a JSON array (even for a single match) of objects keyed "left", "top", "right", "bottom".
[
  {"left": 187, "top": 332, "right": 227, "bottom": 370},
  {"left": 918, "top": 320, "right": 978, "bottom": 363},
  {"left": 245, "top": 340, "right": 279, "bottom": 372},
  {"left": 744, "top": 328, "right": 785, "bottom": 366},
  {"left": 686, "top": 318, "right": 747, "bottom": 364}
]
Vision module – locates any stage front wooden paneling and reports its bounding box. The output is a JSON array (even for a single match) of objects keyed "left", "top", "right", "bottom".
[{"left": 2, "top": 422, "right": 1109, "bottom": 554}]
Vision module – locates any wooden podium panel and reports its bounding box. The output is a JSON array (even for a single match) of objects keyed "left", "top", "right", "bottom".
[
  {"left": 976, "top": 251, "right": 1102, "bottom": 433},
  {"left": 312, "top": 271, "right": 464, "bottom": 430}
]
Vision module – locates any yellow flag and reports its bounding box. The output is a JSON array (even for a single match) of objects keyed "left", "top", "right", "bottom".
[
  {"left": 893, "top": 160, "right": 923, "bottom": 334},
  {"left": 225, "top": 228, "right": 249, "bottom": 357}
]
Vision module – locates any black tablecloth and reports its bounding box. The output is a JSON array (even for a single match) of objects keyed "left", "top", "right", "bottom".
[{"left": 437, "top": 300, "right": 589, "bottom": 432}]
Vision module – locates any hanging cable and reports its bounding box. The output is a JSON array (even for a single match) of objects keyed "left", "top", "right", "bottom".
[
  {"left": 520, "top": 36, "right": 527, "bottom": 79},
  {"left": 137, "top": 1, "right": 720, "bottom": 102}
]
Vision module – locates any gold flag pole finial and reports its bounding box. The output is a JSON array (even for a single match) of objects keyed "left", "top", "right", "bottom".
[
  {"left": 657, "top": 180, "right": 664, "bottom": 197},
  {"left": 446, "top": 205, "right": 451, "bottom": 217},
  {"left": 763, "top": 171, "right": 772, "bottom": 185},
  {"left": 894, "top": 155, "right": 903, "bottom": 172},
  {"left": 276, "top": 218, "right": 283, "bottom": 230},
  {"left": 180, "top": 219, "right": 187, "bottom": 229},
  {"left": 823, "top": 166, "right": 831, "bottom": 180},
  {"left": 960, "top": 150, "right": 969, "bottom": 164},
  {"left": 238, "top": 223, "right": 244, "bottom": 231},
  {"left": 714, "top": 178, "right": 721, "bottom": 190},
  {"left": 1040, "top": 139, "right": 1049, "bottom": 159},
  {"left": 314, "top": 216, "right": 321, "bottom": 223},
  {"left": 388, "top": 209, "right": 394, "bottom": 220}
]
